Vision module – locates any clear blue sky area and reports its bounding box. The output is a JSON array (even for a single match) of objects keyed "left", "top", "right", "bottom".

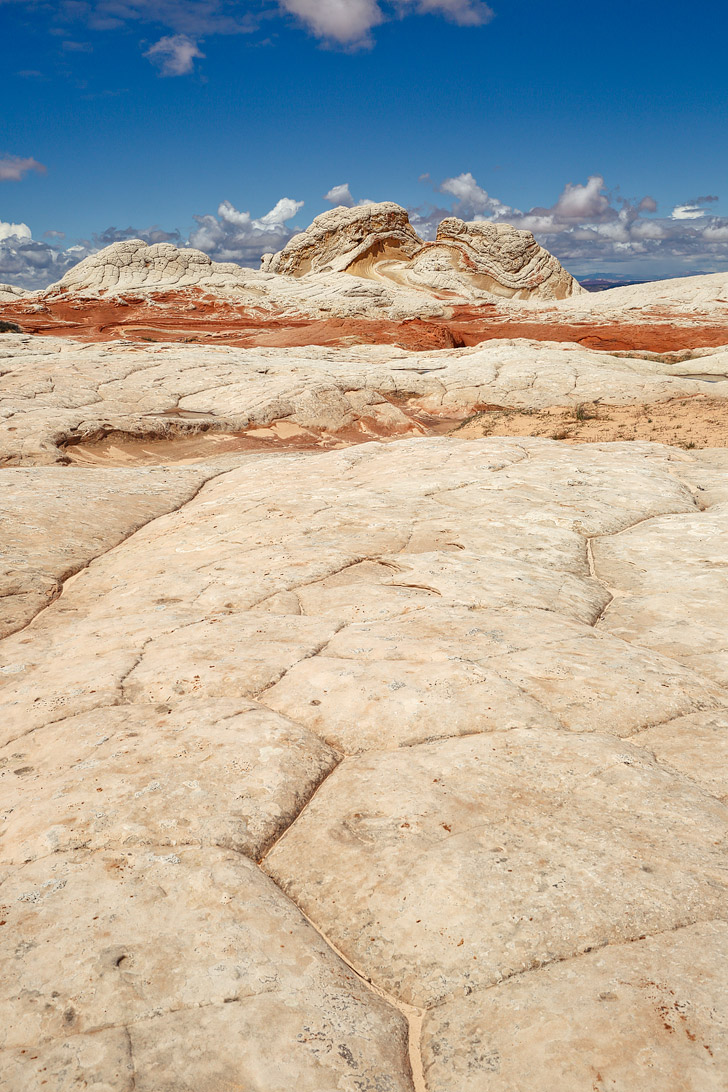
[{"left": 2, "top": 0, "right": 727, "bottom": 285}]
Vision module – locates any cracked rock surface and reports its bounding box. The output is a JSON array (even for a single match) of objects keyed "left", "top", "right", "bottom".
[
  {"left": 3, "top": 333, "right": 726, "bottom": 465},
  {"left": 2, "top": 369, "right": 728, "bottom": 1088}
]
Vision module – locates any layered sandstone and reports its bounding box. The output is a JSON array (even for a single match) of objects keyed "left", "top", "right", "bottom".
[
  {"left": 3, "top": 332, "right": 728, "bottom": 467},
  {"left": 264, "top": 201, "right": 583, "bottom": 300},
  {"left": 261, "top": 201, "right": 423, "bottom": 275}
]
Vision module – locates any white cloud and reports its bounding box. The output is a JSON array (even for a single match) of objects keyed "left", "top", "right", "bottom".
[
  {"left": 279, "top": 0, "right": 384, "bottom": 44},
  {"left": 190, "top": 196, "right": 304, "bottom": 264},
  {"left": 324, "top": 183, "right": 355, "bottom": 207},
  {"left": 415, "top": 171, "right": 728, "bottom": 272},
  {"left": 672, "top": 204, "right": 705, "bottom": 220},
  {"left": 551, "top": 175, "right": 611, "bottom": 221},
  {"left": 439, "top": 171, "right": 513, "bottom": 218},
  {"left": 13, "top": 0, "right": 496, "bottom": 50},
  {"left": 0, "top": 156, "right": 47, "bottom": 182},
  {"left": 0, "top": 227, "right": 93, "bottom": 289},
  {"left": 323, "top": 183, "right": 375, "bottom": 207},
  {"left": 0, "top": 221, "right": 32, "bottom": 242},
  {"left": 143, "top": 33, "right": 204, "bottom": 75}
]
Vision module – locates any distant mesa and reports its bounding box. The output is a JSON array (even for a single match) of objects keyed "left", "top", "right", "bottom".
[{"left": 263, "top": 202, "right": 584, "bottom": 301}]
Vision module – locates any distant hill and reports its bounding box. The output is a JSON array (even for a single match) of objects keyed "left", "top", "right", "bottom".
[{"left": 580, "top": 271, "right": 718, "bottom": 292}]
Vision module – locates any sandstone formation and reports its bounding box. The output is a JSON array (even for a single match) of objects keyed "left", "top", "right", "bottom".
[
  {"left": 2, "top": 417, "right": 728, "bottom": 1089},
  {"left": 2, "top": 211, "right": 728, "bottom": 1089},
  {"left": 2, "top": 205, "right": 727, "bottom": 352},
  {"left": 3, "top": 332, "right": 728, "bottom": 466},
  {"left": 261, "top": 201, "right": 423, "bottom": 275},
  {"left": 0, "top": 283, "right": 27, "bottom": 302},
  {"left": 263, "top": 202, "right": 583, "bottom": 300}
]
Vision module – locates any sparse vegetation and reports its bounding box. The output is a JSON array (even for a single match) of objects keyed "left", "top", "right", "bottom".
[{"left": 574, "top": 401, "right": 599, "bottom": 422}]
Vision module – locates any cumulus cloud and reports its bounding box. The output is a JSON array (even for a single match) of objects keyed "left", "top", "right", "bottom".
[
  {"left": 414, "top": 171, "right": 728, "bottom": 272},
  {"left": 278, "top": 0, "right": 493, "bottom": 42},
  {"left": 439, "top": 171, "right": 512, "bottom": 218},
  {"left": 0, "top": 156, "right": 47, "bottom": 182},
  {"left": 0, "top": 221, "right": 32, "bottom": 242},
  {"left": 550, "top": 175, "right": 612, "bottom": 221},
  {"left": 144, "top": 33, "right": 204, "bottom": 75},
  {"left": 323, "top": 182, "right": 375, "bottom": 207},
  {"left": 0, "top": 224, "right": 93, "bottom": 289},
  {"left": 324, "top": 183, "right": 356, "bottom": 207},
  {"left": 189, "top": 196, "right": 305, "bottom": 264},
  {"left": 279, "top": 0, "right": 384, "bottom": 45}
]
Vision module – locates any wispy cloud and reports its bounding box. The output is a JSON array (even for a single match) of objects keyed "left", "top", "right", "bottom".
[
  {"left": 0, "top": 155, "right": 47, "bottom": 182},
  {"left": 143, "top": 33, "right": 204, "bottom": 75}
]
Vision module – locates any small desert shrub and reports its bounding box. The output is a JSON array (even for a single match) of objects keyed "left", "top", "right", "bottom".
[
  {"left": 574, "top": 402, "right": 598, "bottom": 422},
  {"left": 0, "top": 320, "right": 22, "bottom": 334}
]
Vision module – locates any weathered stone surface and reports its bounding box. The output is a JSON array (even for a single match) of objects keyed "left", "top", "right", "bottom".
[
  {"left": 0, "top": 699, "right": 338, "bottom": 870},
  {"left": 422, "top": 921, "right": 728, "bottom": 1092},
  {"left": 632, "top": 709, "right": 728, "bottom": 802},
  {"left": 419, "top": 217, "right": 583, "bottom": 299},
  {"left": 261, "top": 656, "right": 561, "bottom": 752},
  {"left": 0, "top": 848, "right": 412, "bottom": 1091},
  {"left": 2, "top": 420, "right": 728, "bottom": 1088},
  {"left": 262, "top": 201, "right": 422, "bottom": 276},
  {"left": 5, "top": 334, "right": 727, "bottom": 466},
  {"left": 593, "top": 502, "right": 728, "bottom": 686},
  {"left": 264, "top": 730, "right": 728, "bottom": 1008},
  {"left": 0, "top": 466, "right": 217, "bottom": 637},
  {"left": 264, "top": 202, "right": 583, "bottom": 300}
]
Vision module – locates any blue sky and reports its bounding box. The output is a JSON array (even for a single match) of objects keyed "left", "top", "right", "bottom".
[{"left": 2, "top": 0, "right": 727, "bottom": 287}]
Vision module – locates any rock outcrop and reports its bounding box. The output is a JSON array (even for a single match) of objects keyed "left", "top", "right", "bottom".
[
  {"left": 0, "top": 283, "right": 28, "bottom": 302},
  {"left": 52, "top": 239, "right": 254, "bottom": 296},
  {"left": 2, "top": 208, "right": 727, "bottom": 351},
  {"left": 264, "top": 201, "right": 584, "bottom": 300},
  {"left": 412, "top": 216, "right": 584, "bottom": 299},
  {"left": 3, "top": 333, "right": 728, "bottom": 466},
  {"left": 261, "top": 201, "right": 422, "bottom": 276}
]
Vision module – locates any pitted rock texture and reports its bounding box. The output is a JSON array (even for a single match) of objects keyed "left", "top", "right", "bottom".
[
  {"left": 2, "top": 433, "right": 728, "bottom": 1089},
  {"left": 422, "top": 922, "right": 728, "bottom": 1091}
]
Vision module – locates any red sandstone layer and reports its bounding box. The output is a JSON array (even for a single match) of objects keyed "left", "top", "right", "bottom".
[{"left": 2, "top": 290, "right": 727, "bottom": 353}]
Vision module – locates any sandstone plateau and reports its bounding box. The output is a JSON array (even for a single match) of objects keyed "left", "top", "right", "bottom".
[{"left": 1, "top": 206, "right": 728, "bottom": 1091}]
